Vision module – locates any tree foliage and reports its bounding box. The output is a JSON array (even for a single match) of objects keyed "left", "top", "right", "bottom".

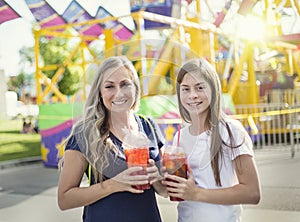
[
  {"left": 38, "top": 36, "right": 81, "bottom": 95},
  {"left": 16, "top": 36, "right": 83, "bottom": 97},
  {"left": 7, "top": 72, "right": 25, "bottom": 94},
  {"left": 19, "top": 46, "right": 35, "bottom": 64}
]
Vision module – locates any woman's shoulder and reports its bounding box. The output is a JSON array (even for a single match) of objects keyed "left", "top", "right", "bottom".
[
  {"left": 136, "top": 114, "right": 154, "bottom": 124},
  {"left": 65, "top": 134, "right": 80, "bottom": 151},
  {"left": 135, "top": 114, "right": 158, "bottom": 133},
  {"left": 135, "top": 114, "right": 165, "bottom": 149}
]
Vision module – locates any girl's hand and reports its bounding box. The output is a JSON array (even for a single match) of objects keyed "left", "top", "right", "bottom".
[
  {"left": 147, "top": 159, "right": 163, "bottom": 184},
  {"left": 112, "top": 166, "right": 149, "bottom": 193},
  {"left": 162, "top": 165, "right": 198, "bottom": 201},
  {"left": 148, "top": 159, "right": 168, "bottom": 197}
]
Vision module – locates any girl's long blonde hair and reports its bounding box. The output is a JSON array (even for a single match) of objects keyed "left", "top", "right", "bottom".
[{"left": 176, "top": 58, "right": 242, "bottom": 186}]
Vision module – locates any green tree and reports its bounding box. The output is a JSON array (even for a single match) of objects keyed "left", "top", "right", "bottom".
[
  {"left": 16, "top": 36, "right": 83, "bottom": 96},
  {"left": 39, "top": 36, "right": 81, "bottom": 95},
  {"left": 19, "top": 46, "right": 35, "bottom": 64},
  {"left": 7, "top": 72, "right": 25, "bottom": 94}
]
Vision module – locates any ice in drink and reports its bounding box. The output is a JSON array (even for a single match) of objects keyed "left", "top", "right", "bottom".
[
  {"left": 123, "top": 129, "right": 150, "bottom": 190},
  {"left": 163, "top": 146, "right": 187, "bottom": 201},
  {"left": 124, "top": 147, "right": 150, "bottom": 190}
]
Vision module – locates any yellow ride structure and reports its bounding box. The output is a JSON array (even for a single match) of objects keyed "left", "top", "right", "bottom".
[
  {"left": 33, "top": 0, "right": 300, "bottom": 155},
  {"left": 33, "top": 0, "right": 300, "bottom": 105}
]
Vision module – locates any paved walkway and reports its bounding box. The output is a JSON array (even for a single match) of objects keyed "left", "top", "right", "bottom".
[{"left": 0, "top": 147, "right": 299, "bottom": 222}]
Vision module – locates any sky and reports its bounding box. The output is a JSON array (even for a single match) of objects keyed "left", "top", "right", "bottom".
[{"left": 0, "top": 0, "right": 131, "bottom": 76}]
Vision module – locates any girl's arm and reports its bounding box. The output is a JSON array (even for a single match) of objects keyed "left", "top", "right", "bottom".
[
  {"left": 58, "top": 150, "right": 149, "bottom": 210},
  {"left": 147, "top": 159, "right": 168, "bottom": 198},
  {"left": 163, "top": 154, "right": 260, "bottom": 204}
]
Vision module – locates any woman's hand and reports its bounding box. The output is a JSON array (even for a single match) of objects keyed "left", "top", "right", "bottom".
[
  {"left": 162, "top": 165, "right": 198, "bottom": 201},
  {"left": 111, "top": 166, "right": 149, "bottom": 193}
]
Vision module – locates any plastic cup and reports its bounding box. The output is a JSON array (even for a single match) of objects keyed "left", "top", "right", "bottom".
[
  {"left": 124, "top": 147, "right": 150, "bottom": 190},
  {"left": 123, "top": 129, "right": 150, "bottom": 190},
  {"left": 163, "top": 146, "right": 187, "bottom": 201}
]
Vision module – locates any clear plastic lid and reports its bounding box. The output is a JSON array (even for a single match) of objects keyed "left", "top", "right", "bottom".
[
  {"left": 122, "top": 128, "right": 149, "bottom": 149},
  {"left": 163, "top": 145, "right": 185, "bottom": 157}
]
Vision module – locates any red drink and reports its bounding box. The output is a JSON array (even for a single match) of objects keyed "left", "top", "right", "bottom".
[
  {"left": 124, "top": 147, "right": 150, "bottom": 190},
  {"left": 163, "top": 151, "right": 187, "bottom": 201}
]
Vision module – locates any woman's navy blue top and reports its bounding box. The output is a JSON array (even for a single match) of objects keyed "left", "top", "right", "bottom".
[{"left": 65, "top": 115, "right": 164, "bottom": 222}]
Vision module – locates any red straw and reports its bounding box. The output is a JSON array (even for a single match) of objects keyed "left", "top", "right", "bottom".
[{"left": 177, "top": 124, "right": 181, "bottom": 146}]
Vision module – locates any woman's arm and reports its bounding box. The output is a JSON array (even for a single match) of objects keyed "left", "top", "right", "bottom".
[
  {"left": 57, "top": 150, "right": 117, "bottom": 210},
  {"left": 163, "top": 154, "right": 260, "bottom": 204},
  {"left": 58, "top": 150, "right": 149, "bottom": 210}
]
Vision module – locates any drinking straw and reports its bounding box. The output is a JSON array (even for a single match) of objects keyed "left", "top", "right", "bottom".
[{"left": 177, "top": 124, "right": 181, "bottom": 146}]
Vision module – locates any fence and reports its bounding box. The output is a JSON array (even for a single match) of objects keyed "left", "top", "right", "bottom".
[
  {"left": 155, "top": 91, "right": 300, "bottom": 158},
  {"left": 234, "top": 102, "right": 300, "bottom": 157}
]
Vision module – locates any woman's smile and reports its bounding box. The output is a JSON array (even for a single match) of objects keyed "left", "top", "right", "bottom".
[
  {"left": 101, "top": 67, "right": 136, "bottom": 113},
  {"left": 112, "top": 99, "right": 128, "bottom": 105}
]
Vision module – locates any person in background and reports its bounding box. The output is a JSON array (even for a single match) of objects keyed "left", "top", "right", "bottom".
[
  {"left": 163, "top": 58, "right": 260, "bottom": 222},
  {"left": 21, "top": 117, "right": 35, "bottom": 134},
  {"left": 57, "top": 56, "right": 166, "bottom": 222}
]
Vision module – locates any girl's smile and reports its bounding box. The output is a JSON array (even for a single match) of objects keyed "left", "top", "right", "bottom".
[{"left": 180, "top": 72, "right": 211, "bottom": 116}]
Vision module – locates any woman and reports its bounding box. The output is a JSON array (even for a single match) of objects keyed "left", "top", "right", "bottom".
[
  {"left": 58, "top": 56, "right": 166, "bottom": 222},
  {"left": 163, "top": 58, "right": 260, "bottom": 221}
]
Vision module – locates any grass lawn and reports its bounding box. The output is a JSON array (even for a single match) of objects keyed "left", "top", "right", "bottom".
[{"left": 0, "top": 119, "right": 41, "bottom": 162}]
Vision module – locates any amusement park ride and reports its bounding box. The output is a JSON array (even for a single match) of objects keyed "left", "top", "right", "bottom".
[
  {"left": 32, "top": 0, "right": 300, "bottom": 104},
  {"left": 15, "top": 0, "right": 300, "bottom": 165}
]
